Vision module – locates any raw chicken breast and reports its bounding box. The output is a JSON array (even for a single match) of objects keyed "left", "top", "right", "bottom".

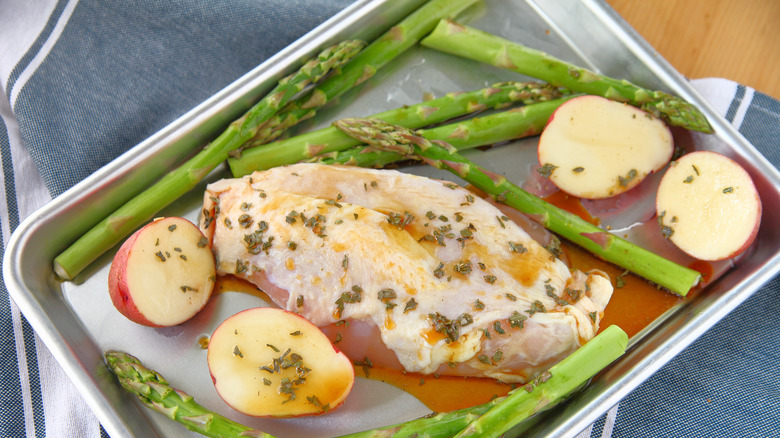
[{"left": 200, "top": 163, "right": 612, "bottom": 383}]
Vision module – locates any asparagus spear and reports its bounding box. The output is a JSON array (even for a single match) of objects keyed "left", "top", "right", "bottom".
[
  {"left": 106, "top": 325, "right": 627, "bottom": 438},
  {"left": 106, "top": 348, "right": 491, "bottom": 438},
  {"left": 420, "top": 20, "right": 713, "bottom": 133},
  {"left": 452, "top": 325, "right": 628, "bottom": 438},
  {"left": 234, "top": 0, "right": 482, "bottom": 153},
  {"left": 228, "top": 82, "right": 566, "bottom": 175},
  {"left": 313, "top": 96, "right": 573, "bottom": 168},
  {"left": 104, "top": 350, "right": 274, "bottom": 438},
  {"left": 52, "top": 40, "right": 364, "bottom": 280},
  {"left": 54, "top": 0, "right": 479, "bottom": 280},
  {"left": 332, "top": 117, "right": 701, "bottom": 296}
]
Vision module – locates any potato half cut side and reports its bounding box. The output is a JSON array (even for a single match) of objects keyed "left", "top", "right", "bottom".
[
  {"left": 656, "top": 151, "right": 762, "bottom": 261},
  {"left": 538, "top": 95, "right": 674, "bottom": 199},
  {"left": 108, "top": 217, "right": 216, "bottom": 327},
  {"left": 207, "top": 307, "right": 355, "bottom": 418}
]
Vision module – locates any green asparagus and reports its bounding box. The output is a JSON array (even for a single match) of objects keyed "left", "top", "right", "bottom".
[
  {"left": 54, "top": 0, "right": 480, "bottom": 280},
  {"left": 420, "top": 19, "right": 713, "bottom": 133},
  {"left": 52, "top": 40, "right": 364, "bottom": 280},
  {"left": 332, "top": 117, "right": 701, "bottom": 296},
  {"left": 235, "top": 0, "right": 482, "bottom": 152},
  {"left": 228, "top": 82, "right": 566, "bottom": 175},
  {"left": 453, "top": 325, "right": 628, "bottom": 438},
  {"left": 314, "top": 97, "right": 573, "bottom": 168},
  {"left": 104, "top": 350, "right": 275, "bottom": 438},
  {"left": 106, "top": 325, "right": 628, "bottom": 438}
]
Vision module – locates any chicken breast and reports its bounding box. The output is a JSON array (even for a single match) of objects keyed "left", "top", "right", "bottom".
[{"left": 200, "top": 163, "right": 612, "bottom": 383}]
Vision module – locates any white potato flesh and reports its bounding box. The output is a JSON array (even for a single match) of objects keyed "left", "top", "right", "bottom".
[
  {"left": 111, "top": 217, "right": 215, "bottom": 326},
  {"left": 538, "top": 95, "right": 673, "bottom": 199},
  {"left": 656, "top": 151, "right": 762, "bottom": 261},
  {"left": 207, "top": 307, "right": 354, "bottom": 418}
]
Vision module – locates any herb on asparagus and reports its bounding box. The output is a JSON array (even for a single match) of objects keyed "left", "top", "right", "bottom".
[
  {"left": 420, "top": 19, "right": 712, "bottom": 133},
  {"left": 332, "top": 117, "right": 701, "bottom": 295},
  {"left": 234, "top": 0, "right": 482, "bottom": 152},
  {"left": 104, "top": 350, "right": 275, "bottom": 438},
  {"left": 228, "top": 81, "right": 565, "bottom": 175}
]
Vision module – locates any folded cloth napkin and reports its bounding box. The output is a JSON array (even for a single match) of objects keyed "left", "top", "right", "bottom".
[{"left": 1, "top": 1, "right": 778, "bottom": 437}]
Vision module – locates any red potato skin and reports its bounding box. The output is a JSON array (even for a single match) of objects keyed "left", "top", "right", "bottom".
[
  {"left": 714, "top": 155, "right": 762, "bottom": 260},
  {"left": 208, "top": 307, "right": 354, "bottom": 418},
  {"left": 108, "top": 227, "right": 159, "bottom": 327}
]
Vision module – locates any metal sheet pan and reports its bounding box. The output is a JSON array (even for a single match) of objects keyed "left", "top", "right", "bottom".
[{"left": 5, "top": 0, "right": 780, "bottom": 437}]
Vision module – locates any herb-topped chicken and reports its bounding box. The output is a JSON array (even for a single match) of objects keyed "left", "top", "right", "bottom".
[{"left": 200, "top": 163, "right": 612, "bottom": 383}]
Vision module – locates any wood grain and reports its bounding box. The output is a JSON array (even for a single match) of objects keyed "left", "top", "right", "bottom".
[{"left": 606, "top": 0, "right": 780, "bottom": 99}]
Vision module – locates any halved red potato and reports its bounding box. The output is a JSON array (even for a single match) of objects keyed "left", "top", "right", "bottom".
[
  {"left": 207, "top": 307, "right": 354, "bottom": 417},
  {"left": 656, "top": 151, "right": 762, "bottom": 260},
  {"left": 108, "top": 217, "right": 215, "bottom": 327},
  {"left": 537, "top": 95, "right": 674, "bottom": 199}
]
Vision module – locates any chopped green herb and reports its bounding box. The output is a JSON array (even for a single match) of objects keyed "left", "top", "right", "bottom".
[
  {"left": 509, "top": 241, "right": 528, "bottom": 253},
  {"left": 526, "top": 300, "right": 546, "bottom": 315},
  {"left": 615, "top": 270, "right": 630, "bottom": 288},
  {"left": 453, "top": 260, "right": 472, "bottom": 276},
  {"left": 433, "top": 262, "right": 446, "bottom": 279},
  {"left": 537, "top": 163, "right": 558, "bottom": 178},
  {"left": 353, "top": 356, "right": 373, "bottom": 377},
  {"left": 618, "top": 169, "right": 638, "bottom": 187},
  {"left": 238, "top": 214, "right": 253, "bottom": 228}
]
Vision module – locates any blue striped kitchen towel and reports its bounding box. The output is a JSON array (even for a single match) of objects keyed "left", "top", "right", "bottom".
[{"left": 1, "top": 1, "right": 778, "bottom": 438}]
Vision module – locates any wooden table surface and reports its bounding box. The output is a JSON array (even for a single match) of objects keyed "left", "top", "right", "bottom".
[{"left": 606, "top": 0, "right": 780, "bottom": 100}]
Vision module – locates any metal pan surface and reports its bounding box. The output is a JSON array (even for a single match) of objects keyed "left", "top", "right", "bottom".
[{"left": 5, "top": 0, "right": 780, "bottom": 437}]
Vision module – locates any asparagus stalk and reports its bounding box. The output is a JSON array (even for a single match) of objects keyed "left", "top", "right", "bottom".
[
  {"left": 105, "top": 349, "right": 492, "bottom": 438},
  {"left": 106, "top": 325, "right": 627, "bottom": 438},
  {"left": 104, "top": 350, "right": 274, "bottom": 438},
  {"left": 233, "top": 0, "right": 482, "bottom": 153},
  {"left": 52, "top": 40, "right": 364, "bottom": 280},
  {"left": 333, "top": 117, "right": 701, "bottom": 295},
  {"left": 420, "top": 20, "right": 713, "bottom": 133},
  {"left": 338, "top": 400, "right": 500, "bottom": 438},
  {"left": 228, "top": 82, "right": 565, "bottom": 175},
  {"left": 453, "top": 325, "right": 628, "bottom": 438},
  {"left": 54, "top": 0, "right": 479, "bottom": 280},
  {"left": 314, "top": 96, "right": 573, "bottom": 168}
]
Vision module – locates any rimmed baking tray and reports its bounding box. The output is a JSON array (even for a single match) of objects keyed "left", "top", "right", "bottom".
[{"left": 5, "top": 0, "right": 780, "bottom": 437}]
